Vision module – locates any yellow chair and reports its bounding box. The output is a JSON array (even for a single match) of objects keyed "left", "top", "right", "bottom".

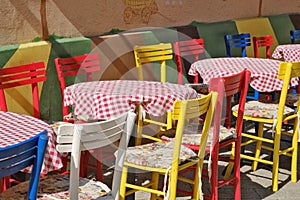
[
  {"left": 134, "top": 43, "right": 174, "bottom": 145},
  {"left": 120, "top": 92, "right": 218, "bottom": 200},
  {"left": 229, "top": 61, "right": 299, "bottom": 191},
  {"left": 134, "top": 43, "right": 173, "bottom": 82}
]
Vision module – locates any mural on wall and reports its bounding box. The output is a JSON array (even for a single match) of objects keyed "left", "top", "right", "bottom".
[{"left": 123, "top": 0, "right": 159, "bottom": 24}]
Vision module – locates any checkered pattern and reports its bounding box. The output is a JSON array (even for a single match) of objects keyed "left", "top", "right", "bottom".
[
  {"left": 272, "top": 44, "right": 300, "bottom": 62},
  {"left": 64, "top": 80, "right": 199, "bottom": 120},
  {"left": 189, "top": 57, "right": 298, "bottom": 93},
  {"left": 0, "top": 111, "right": 63, "bottom": 174}
]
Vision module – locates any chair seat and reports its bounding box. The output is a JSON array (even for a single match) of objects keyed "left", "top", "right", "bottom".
[
  {"left": 0, "top": 174, "right": 110, "bottom": 200},
  {"left": 286, "top": 93, "right": 299, "bottom": 107},
  {"left": 232, "top": 101, "right": 295, "bottom": 119},
  {"left": 125, "top": 141, "right": 198, "bottom": 168},
  {"left": 163, "top": 126, "right": 236, "bottom": 147}
]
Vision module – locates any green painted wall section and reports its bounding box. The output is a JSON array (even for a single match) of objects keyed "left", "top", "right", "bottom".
[{"left": 0, "top": 44, "right": 19, "bottom": 68}]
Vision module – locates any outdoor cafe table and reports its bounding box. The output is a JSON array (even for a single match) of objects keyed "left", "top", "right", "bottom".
[
  {"left": 188, "top": 57, "right": 298, "bottom": 93},
  {"left": 0, "top": 111, "right": 63, "bottom": 174},
  {"left": 63, "top": 80, "right": 199, "bottom": 120},
  {"left": 272, "top": 44, "right": 300, "bottom": 62}
]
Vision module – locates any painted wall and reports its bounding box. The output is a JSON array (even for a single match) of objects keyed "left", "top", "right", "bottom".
[{"left": 0, "top": 0, "right": 299, "bottom": 45}]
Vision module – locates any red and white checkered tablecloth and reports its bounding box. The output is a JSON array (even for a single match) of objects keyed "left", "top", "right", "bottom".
[
  {"left": 64, "top": 80, "right": 199, "bottom": 120},
  {"left": 272, "top": 44, "right": 300, "bottom": 62},
  {"left": 0, "top": 111, "right": 63, "bottom": 174},
  {"left": 189, "top": 57, "right": 298, "bottom": 93}
]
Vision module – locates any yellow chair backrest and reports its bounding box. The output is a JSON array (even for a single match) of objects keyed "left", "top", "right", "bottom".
[
  {"left": 134, "top": 43, "right": 173, "bottom": 82},
  {"left": 277, "top": 61, "right": 300, "bottom": 127},
  {"left": 171, "top": 91, "right": 218, "bottom": 162}
]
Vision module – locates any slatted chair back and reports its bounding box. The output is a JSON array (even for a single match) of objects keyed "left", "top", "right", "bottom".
[
  {"left": 134, "top": 43, "right": 173, "bottom": 82},
  {"left": 173, "top": 38, "right": 205, "bottom": 84},
  {"left": 56, "top": 111, "right": 136, "bottom": 200},
  {"left": 224, "top": 33, "right": 251, "bottom": 57},
  {"left": 0, "top": 62, "right": 47, "bottom": 118},
  {"left": 0, "top": 130, "right": 48, "bottom": 199},
  {"left": 290, "top": 30, "right": 300, "bottom": 44},
  {"left": 55, "top": 53, "right": 100, "bottom": 118},
  {"left": 253, "top": 35, "right": 273, "bottom": 58}
]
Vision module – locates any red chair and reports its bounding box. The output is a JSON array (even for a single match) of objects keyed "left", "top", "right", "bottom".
[
  {"left": 0, "top": 62, "right": 47, "bottom": 118},
  {"left": 55, "top": 53, "right": 100, "bottom": 120},
  {"left": 253, "top": 35, "right": 273, "bottom": 58},
  {"left": 177, "top": 69, "right": 250, "bottom": 199},
  {"left": 173, "top": 38, "right": 205, "bottom": 84},
  {"left": 55, "top": 53, "right": 106, "bottom": 181},
  {"left": 0, "top": 62, "right": 47, "bottom": 191}
]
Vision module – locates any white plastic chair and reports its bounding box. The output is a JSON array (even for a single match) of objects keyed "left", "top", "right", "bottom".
[{"left": 55, "top": 111, "right": 136, "bottom": 200}]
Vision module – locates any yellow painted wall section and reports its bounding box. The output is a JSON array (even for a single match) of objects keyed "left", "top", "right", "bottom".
[
  {"left": 3, "top": 41, "right": 51, "bottom": 116},
  {"left": 235, "top": 17, "right": 279, "bottom": 58}
]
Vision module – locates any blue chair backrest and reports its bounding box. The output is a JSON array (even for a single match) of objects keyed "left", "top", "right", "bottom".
[
  {"left": 290, "top": 30, "right": 300, "bottom": 44},
  {"left": 224, "top": 33, "right": 251, "bottom": 57},
  {"left": 0, "top": 130, "right": 48, "bottom": 200}
]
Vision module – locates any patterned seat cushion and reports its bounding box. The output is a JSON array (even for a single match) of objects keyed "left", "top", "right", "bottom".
[
  {"left": 0, "top": 174, "right": 109, "bottom": 200},
  {"left": 162, "top": 126, "right": 236, "bottom": 147},
  {"left": 125, "top": 141, "right": 198, "bottom": 168},
  {"left": 286, "top": 93, "right": 299, "bottom": 107},
  {"left": 232, "top": 101, "right": 295, "bottom": 119}
]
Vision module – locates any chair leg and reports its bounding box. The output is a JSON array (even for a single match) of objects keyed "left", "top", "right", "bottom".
[
  {"left": 224, "top": 143, "right": 235, "bottom": 179},
  {"left": 151, "top": 173, "right": 159, "bottom": 200},
  {"left": 252, "top": 123, "right": 264, "bottom": 171},
  {"left": 193, "top": 160, "right": 203, "bottom": 200},
  {"left": 234, "top": 140, "right": 241, "bottom": 200},
  {"left": 272, "top": 132, "right": 281, "bottom": 192},
  {"left": 120, "top": 166, "right": 128, "bottom": 200},
  {"left": 95, "top": 148, "right": 103, "bottom": 182},
  {"left": 291, "top": 124, "right": 298, "bottom": 182}
]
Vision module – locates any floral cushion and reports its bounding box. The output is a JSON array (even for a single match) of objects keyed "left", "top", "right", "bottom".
[
  {"left": 286, "top": 93, "right": 299, "bottom": 107},
  {"left": 125, "top": 141, "right": 198, "bottom": 168},
  {"left": 232, "top": 101, "right": 295, "bottom": 119},
  {"left": 186, "top": 83, "right": 209, "bottom": 94},
  {"left": 0, "top": 174, "right": 109, "bottom": 200},
  {"left": 162, "top": 126, "right": 235, "bottom": 147}
]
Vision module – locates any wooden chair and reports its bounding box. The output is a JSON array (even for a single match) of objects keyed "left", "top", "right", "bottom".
[
  {"left": 253, "top": 35, "right": 274, "bottom": 100},
  {"left": 0, "top": 62, "right": 47, "bottom": 118},
  {"left": 133, "top": 43, "right": 173, "bottom": 145},
  {"left": 253, "top": 35, "right": 273, "bottom": 59},
  {"left": 290, "top": 30, "right": 300, "bottom": 44},
  {"left": 229, "top": 61, "right": 300, "bottom": 191},
  {"left": 134, "top": 43, "right": 173, "bottom": 82},
  {"left": 177, "top": 69, "right": 250, "bottom": 199},
  {"left": 0, "top": 131, "right": 48, "bottom": 199},
  {"left": 224, "top": 33, "right": 251, "bottom": 58},
  {"left": 173, "top": 38, "right": 205, "bottom": 84},
  {"left": 54, "top": 53, "right": 100, "bottom": 120},
  {"left": 55, "top": 53, "right": 105, "bottom": 180},
  {"left": 120, "top": 92, "right": 218, "bottom": 199}
]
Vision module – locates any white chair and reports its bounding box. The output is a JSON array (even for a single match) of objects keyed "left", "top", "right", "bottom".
[{"left": 42, "top": 111, "right": 136, "bottom": 200}]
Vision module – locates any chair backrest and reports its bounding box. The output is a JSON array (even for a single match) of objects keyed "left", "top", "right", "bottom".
[
  {"left": 171, "top": 91, "right": 218, "bottom": 162},
  {"left": 253, "top": 35, "right": 273, "bottom": 58},
  {"left": 0, "top": 62, "right": 47, "bottom": 118},
  {"left": 56, "top": 111, "right": 136, "bottom": 200},
  {"left": 209, "top": 68, "right": 250, "bottom": 149},
  {"left": 173, "top": 38, "right": 205, "bottom": 84},
  {"left": 55, "top": 53, "right": 101, "bottom": 118},
  {"left": 290, "top": 30, "right": 300, "bottom": 44},
  {"left": 224, "top": 33, "right": 251, "bottom": 57},
  {"left": 277, "top": 62, "right": 300, "bottom": 125},
  {"left": 0, "top": 130, "right": 48, "bottom": 199},
  {"left": 134, "top": 43, "right": 173, "bottom": 82}
]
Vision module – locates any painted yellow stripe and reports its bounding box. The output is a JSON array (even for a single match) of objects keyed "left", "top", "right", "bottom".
[
  {"left": 3, "top": 41, "right": 51, "bottom": 116},
  {"left": 234, "top": 17, "right": 279, "bottom": 58}
]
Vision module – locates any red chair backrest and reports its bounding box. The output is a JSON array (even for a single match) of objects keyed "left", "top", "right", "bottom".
[
  {"left": 173, "top": 38, "right": 205, "bottom": 84},
  {"left": 0, "top": 62, "right": 47, "bottom": 118},
  {"left": 253, "top": 35, "right": 273, "bottom": 58},
  {"left": 209, "top": 69, "right": 250, "bottom": 144},
  {"left": 54, "top": 53, "right": 100, "bottom": 118}
]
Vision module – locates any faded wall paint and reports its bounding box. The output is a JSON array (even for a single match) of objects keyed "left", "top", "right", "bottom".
[{"left": 0, "top": 0, "right": 299, "bottom": 45}]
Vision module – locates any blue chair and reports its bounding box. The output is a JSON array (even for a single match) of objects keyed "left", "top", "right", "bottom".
[
  {"left": 0, "top": 130, "right": 48, "bottom": 200},
  {"left": 224, "top": 33, "right": 251, "bottom": 57},
  {"left": 290, "top": 30, "right": 300, "bottom": 44}
]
